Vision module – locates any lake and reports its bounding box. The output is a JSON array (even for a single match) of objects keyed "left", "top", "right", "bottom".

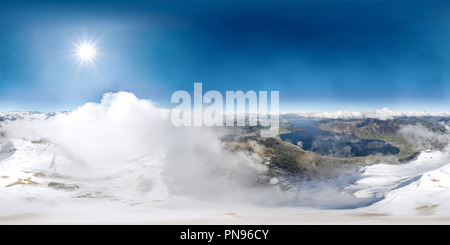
[{"left": 279, "top": 120, "right": 400, "bottom": 158}]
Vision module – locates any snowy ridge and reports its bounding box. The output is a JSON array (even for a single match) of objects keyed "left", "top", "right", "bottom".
[
  {"left": 0, "top": 138, "right": 169, "bottom": 208},
  {"left": 343, "top": 148, "right": 450, "bottom": 216},
  {"left": 2, "top": 92, "right": 450, "bottom": 223}
]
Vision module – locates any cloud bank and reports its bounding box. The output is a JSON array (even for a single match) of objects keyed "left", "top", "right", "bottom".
[
  {"left": 0, "top": 92, "right": 270, "bottom": 203},
  {"left": 282, "top": 108, "right": 450, "bottom": 120}
]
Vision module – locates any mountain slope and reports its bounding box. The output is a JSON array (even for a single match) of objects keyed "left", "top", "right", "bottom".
[{"left": 314, "top": 119, "right": 419, "bottom": 158}]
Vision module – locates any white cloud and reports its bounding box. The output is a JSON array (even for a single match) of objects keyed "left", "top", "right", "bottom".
[
  {"left": 282, "top": 107, "right": 450, "bottom": 120},
  {"left": 397, "top": 124, "right": 450, "bottom": 151},
  {"left": 0, "top": 92, "right": 269, "bottom": 202}
]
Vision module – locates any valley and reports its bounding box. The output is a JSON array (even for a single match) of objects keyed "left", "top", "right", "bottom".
[{"left": 227, "top": 116, "right": 450, "bottom": 179}]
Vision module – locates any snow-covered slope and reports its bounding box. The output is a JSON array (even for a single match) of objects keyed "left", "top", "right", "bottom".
[
  {"left": 359, "top": 149, "right": 450, "bottom": 216},
  {"left": 0, "top": 92, "right": 270, "bottom": 224},
  {"left": 3, "top": 92, "right": 450, "bottom": 224}
]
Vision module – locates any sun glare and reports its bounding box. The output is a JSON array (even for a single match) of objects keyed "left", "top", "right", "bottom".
[
  {"left": 72, "top": 35, "right": 102, "bottom": 74},
  {"left": 77, "top": 43, "right": 97, "bottom": 61}
]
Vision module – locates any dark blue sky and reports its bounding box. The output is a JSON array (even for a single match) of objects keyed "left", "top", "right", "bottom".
[{"left": 1, "top": 0, "right": 450, "bottom": 111}]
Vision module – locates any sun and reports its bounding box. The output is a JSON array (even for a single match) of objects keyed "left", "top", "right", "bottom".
[
  {"left": 72, "top": 35, "right": 102, "bottom": 74},
  {"left": 77, "top": 43, "right": 97, "bottom": 61}
]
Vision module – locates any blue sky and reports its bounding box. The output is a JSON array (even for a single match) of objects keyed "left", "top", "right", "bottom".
[{"left": 1, "top": 0, "right": 450, "bottom": 111}]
